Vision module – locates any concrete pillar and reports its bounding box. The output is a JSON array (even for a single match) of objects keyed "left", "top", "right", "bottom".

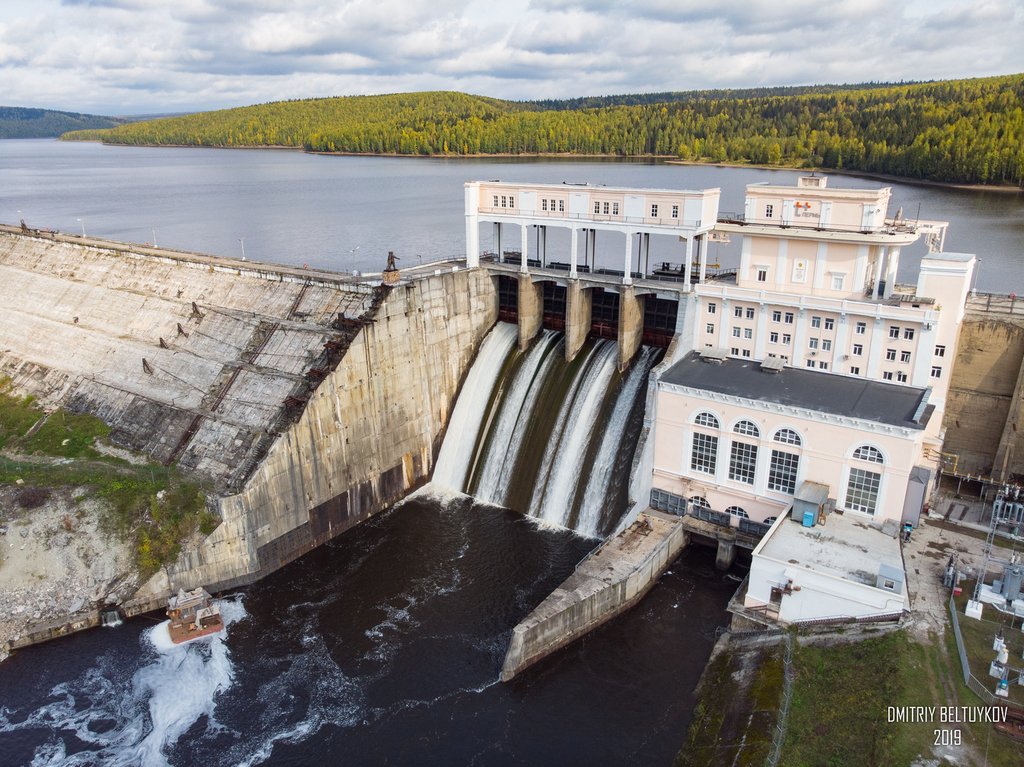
[
  {"left": 520, "top": 224, "right": 529, "bottom": 274},
  {"left": 698, "top": 235, "right": 708, "bottom": 283},
  {"left": 570, "top": 227, "right": 579, "bottom": 278},
  {"left": 518, "top": 274, "right": 543, "bottom": 350},
  {"left": 813, "top": 242, "right": 827, "bottom": 290},
  {"left": 565, "top": 282, "right": 592, "bottom": 363},
  {"left": 685, "top": 236, "right": 694, "bottom": 281},
  {"left": 993, "top": 353, "right": 1024, "bottom": 482},
  {"left": 774, "top": 240, "right": 788, "bottom": 290},
  {"left": 493, "top": 223, "right": 503, "bottom": 262},
  {"left": 587, "top": 229, "right": 597, "bottom": 271},
  {"left": 792, "top": 308, "right": 808, "bottom": 367},
  {"left": 833, "top": 313, "right": 849, "bottom": 375},
  {"left": 716, "top": 539, "right": 737, "bottom": 571},
  {"left": 753, "top": 304, "right": 768, "bottom": 360},
  {"left": 465, "top": 182, "right": 480, "bottom": 268},
  {"left": 853, "top": 245, "right": 869, "bottom": 293},
  {"left": 866, "top": 317, "right": 884, "bottom": 379},
  {"left": 872, "top": 247, "right": 886, "bottom": 299},
  {"left": 884, "top": 246, "right": 901, "bottom": 298},
  {"left": 623, "top": 232, "right": 634, "bottom": 285},
  {"left": 717, "top": 298, "right": 731, "bottom": 350},
  {"left": 538, "top": 225, "right": 547, "bottom": 268},
  {"left": 618, "top": 286, "right": 643, "bottom": 370}
]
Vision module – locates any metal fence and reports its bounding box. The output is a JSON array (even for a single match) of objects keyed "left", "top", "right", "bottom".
[
  {"left": 947, "top": 592, "right": 1023, "bottom": 708},
  {"left": 766, "top": 633, "right": 795, "bottom": 767}
]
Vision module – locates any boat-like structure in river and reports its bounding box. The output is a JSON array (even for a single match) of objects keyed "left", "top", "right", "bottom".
[{"left": 166, "top": 587, "right": 223, "bottom": 644}]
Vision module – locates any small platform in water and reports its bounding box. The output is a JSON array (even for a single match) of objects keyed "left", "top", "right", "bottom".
[{"left": 166, "top": 588, "right": 223, "bottom": 644}]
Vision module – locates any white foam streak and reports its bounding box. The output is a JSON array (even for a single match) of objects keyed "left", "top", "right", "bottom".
[
  {"left": 536, "top": 341, "right": 617, "bottom": 526},
  {"left": 432, "top": 323, "right": 518, "bottom": 492},
  {"left": 576, "top": 346, "right": 657, "bottom": 537},
  {"left": 474, "top": 330, "right": 560, "bottom": 505}
]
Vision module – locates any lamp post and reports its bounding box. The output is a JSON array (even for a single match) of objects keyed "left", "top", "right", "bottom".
[
  {"left": 76, "top": 218, "right": 86, "bottom": 237},
  {"left": 238, "top": 237, "right": 246, "bottom": 260},
  {"left": 152, "top": 229, "right": 158, "bottom": 248},
  {"left": 349, "top": 245, "right": 360, "bottom": 274}
]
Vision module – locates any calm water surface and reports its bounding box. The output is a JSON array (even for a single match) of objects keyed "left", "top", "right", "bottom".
[{"left": 2, "top": 139, "right": 1022, "bottom": 290}]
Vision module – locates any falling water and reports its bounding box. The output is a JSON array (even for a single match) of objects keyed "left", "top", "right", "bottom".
[{"left": 436, "top": 321, "right": 661, "bottom": 537}]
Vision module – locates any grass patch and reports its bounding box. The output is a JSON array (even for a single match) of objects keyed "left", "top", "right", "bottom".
[
  {"left": 781, "top": 631, "right": 943, "bottom": 766},
  {"left": 0, "top": 378, "right": 220, "bottom": 578}
]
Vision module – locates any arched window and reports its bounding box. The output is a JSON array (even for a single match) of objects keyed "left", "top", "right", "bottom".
[
  {"left": 847, "top": 446, "right": 885, "bottom": 515},
  {"left": 691, "top": 413, "right": 720, "bottom": 475},
  {"left": 852, "top": 445, "right": 884, "bottom": 463},
  {"left": 726, "top": 505, "right": 749, "bottom": 519},
  {"left": 763, "top": 516, "right": 777, "bottom": 526},
  {"left": 734, "top": 420, "right": 760, "bottom": 437},
  {"left": 689, "top": 496, "right": 710, "bottom": 509},
  {"left": 695, "top": 412, "right": 720, "bottom": 428},
  {"left": 773, "top": 428, "right": 801, "bottom": 446}
]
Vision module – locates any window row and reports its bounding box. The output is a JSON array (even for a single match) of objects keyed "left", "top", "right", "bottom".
[
  {"left": 540, "top": 198, "right": 565, "bottom": 212},
  {"left": 593, "top": 200, "right": 620, "bottom": 215},
  {"left": 689, "top": 434, "right": 801, "bottom": 495},
  {"left": 491, "top": 195, "right": 516, "bottom": 208}
]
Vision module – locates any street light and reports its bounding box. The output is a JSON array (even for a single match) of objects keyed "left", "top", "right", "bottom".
[
  {"left": 152, "top": 229, "right": 158, "bottom": 248},
  {"left": 238, "top": 237, "right": 246, "bottom": 260},
  {"left": 349, "top": 245, "right": 360, "bottom": 274},
  {"left": 76, "top": 218, "right": 86, "bottom": 237}
]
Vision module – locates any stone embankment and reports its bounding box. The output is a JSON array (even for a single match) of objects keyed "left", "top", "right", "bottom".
[
  {"left": 501, "top": 509, "right": 688, "bottom": 681},
  {"left": 0, "top": 485, "right": 135, "bottom": 661}
]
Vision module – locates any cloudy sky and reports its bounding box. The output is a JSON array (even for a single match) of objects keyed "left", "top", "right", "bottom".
[{"left": 1, "top": 0, "right": 1021, "bottom": 116}]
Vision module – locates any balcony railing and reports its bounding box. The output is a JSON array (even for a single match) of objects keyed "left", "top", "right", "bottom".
[
  {"left": 717, "top": 211, "right": 920, "bottom": 237},
  {"left": 477, "top": 206, "right": 703, "bottom": 229}
]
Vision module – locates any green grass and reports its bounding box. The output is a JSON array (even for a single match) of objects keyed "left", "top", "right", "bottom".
[{"left": 0, "top": 378, "right": 219, "bottom": 577}]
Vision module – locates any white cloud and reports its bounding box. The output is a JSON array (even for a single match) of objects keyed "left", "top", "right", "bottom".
[{"left": 0, "top": 0, "right": 1018, "bottom": 114}]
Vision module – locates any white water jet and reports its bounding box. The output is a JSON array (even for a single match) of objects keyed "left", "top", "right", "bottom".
[
  {"left": 524, "top": 340, "right": 614, "bottom": 527},
  {"left": 575, "top": 346, "right": 657, "bottom": 537},
  {"left": 432, "top": 322, "right": 518, "bottom": 492},
  {"left": 473, "top": 330, "right": 560, "bottom": 505}
]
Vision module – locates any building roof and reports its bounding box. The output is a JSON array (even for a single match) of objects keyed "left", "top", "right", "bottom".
[
  {"left": 757, "top": 512, "right": 904, "bottom": 588},
  {"left": 660, "top": 352, "right": 930, "bottom": 430}
]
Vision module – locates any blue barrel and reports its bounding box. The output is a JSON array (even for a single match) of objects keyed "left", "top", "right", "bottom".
[{"left": 802, "top": 510, "right": 815, "bottom": 528}]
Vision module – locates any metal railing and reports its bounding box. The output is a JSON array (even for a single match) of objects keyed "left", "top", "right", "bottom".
[
  {"left": 718, "top": 211, "right": 921, "bottom": 237},
  {"left": 476, "top": 206, "right": 703, "bottom": 229},
  {"left": 947, "top": 592, "right": 1024, "bottom": 709}
]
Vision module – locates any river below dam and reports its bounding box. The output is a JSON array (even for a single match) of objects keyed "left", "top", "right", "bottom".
[{"left": 0, "top": 497, "right": 736, "bottom": 766}]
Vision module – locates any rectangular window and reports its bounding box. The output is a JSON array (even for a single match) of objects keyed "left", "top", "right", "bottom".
[
  {"left": 853, "top": 344, "right": 863, "bottom": 356},
  {"left": 824, "top": 318, "right": 835, "bottom": 331},
  {"left": 886, "top": 348, "right": 897, "bottom": 361},
  {"left": 770, "top": 332, "right": 779, "bottom": 343},
  {"left": 731, "top": 347, "right": 740, "bottom": 355},
  {"left": 541, "top": 199, "right": 548, "bottom": 211},
  {"left": 602, "top": 202, "right": 610, "bottom": 214},
  {"left": 768, "top": 449, "right": 799, "bottom": 494},
  {"left": 501, "top": 195, "right": 507, "bottom": 208},
  {"left": 734, "top": 306, "right": 743, "bottom": 318},
  {"left": 811, "top": 316, "right": 822, "bottom": 328},
  {"left": 822, "top": 339, "right": 832, "bottom": 351},
  {"left": 744, "top": 328, "right": 753, "bottom": 339},
  {"left": 856, "top": 322, "right": 866, "bottom": 335},
  {"left": 935, "top": 344, "right": 945, "bottom": 357},
  {"left": 558, "top": 200, "right": 565, "bottom": 212},
  {"left": 818, "top": 361, "right": 828, "bottom": 370},
  {"left": 889, "top": 326, "right": 900, "bottom": 339},
  {"left": 931, "top": 366, "right": 942, "bottom": 378},
  {"left": 784, "top": 312, "right": 794, "bottom": 324},
  {"left": 612, "top": 202, "right": 619, "bottom": 215},
  {"left": 903, "top": 328, "right": 915, "bottom": 340},
  {"left": 706, "top": 323, "right": 714, "bottom": 334},
  {"left": 900, "top": 350, "right": 911, "bottom": 363},
  {"left": 757, "top": 268, "right": 768, "bottom": 282},
  {"left": 772, "top": 310, "right": 782, "bottom": 322},
  {"left": 782, "top": 333, "right": 792, "bottom": 344},
  {"left": 728, "top": 441, "right": 758, "bottom": 484},
  {"left": 708, "top": 303, "right": 716, "bottom": 314},
  {"left": 765, "top": 203, "right": 774, "bottom": 219},
  {"left": 831, "top": 274, "right": 846, "bottom": 290},
  {"left": 650, "top": 204, "right": 659, "bottom": 217},
  {"left": 850, "top": 366, "right": 861, "bottom": 375},
  {"left": 594, "top": 201, "right": 600, "bottom": 214},
  {"left": 742, "top": 349, "right": 751, "bottom": 358},
  {"left": 493, "top": 195, "right": 499, "bottom": 207},
  {"left": 883, "top": 371, "right": 894, "bottom": 380},
  {"left": 691, "top": 433, "right": 718, "bottom": 474},
  {"left": 671, "top": 204, "right": 679, "bottom": 219},
  {"left": 846, "top": 468, "right": 881, "bottom": 515},
  {"left": 509, "top": 196, "right": 515, "bottom": 208},
  {"left": 896, "top": 371, "right": 908, "bottom": 382},
  {"left": 806, "top": 360, "right": 816, "bottom": 368},
  {"left": 809, "top": 338, "right": 819, "bottom": 350},
  {"left": 745, "top": 308, "right": 755, "bottom": 319},
  {"left": 732, "top": 327, "right": 741, "bottom": 338}
]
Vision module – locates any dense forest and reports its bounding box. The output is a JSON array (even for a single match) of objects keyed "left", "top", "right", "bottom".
[
  {"left": 0, "top": 107, "right": 126, "bottom": 138},
  {"left": 63, "top": 75, "right": 1024, "bottom": 186}
]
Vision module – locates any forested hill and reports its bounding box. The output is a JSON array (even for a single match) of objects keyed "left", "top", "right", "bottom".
[
  {"left": 0, "top": 107, "right": 125, "bottom": 138},
  {"left": 63, "top": 76, "right": 1024, "bottom": 186}
]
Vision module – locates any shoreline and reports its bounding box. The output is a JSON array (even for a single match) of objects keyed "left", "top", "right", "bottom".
[{"left": 57, "top": 138, "right": 1023, "bottom": 193}]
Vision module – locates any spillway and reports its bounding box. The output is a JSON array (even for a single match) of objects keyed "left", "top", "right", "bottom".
[{"left": 433, "top": 322, "right": 661, "bottom": 537}]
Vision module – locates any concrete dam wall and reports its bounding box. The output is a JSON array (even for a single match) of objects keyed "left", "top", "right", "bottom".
[{"left": 0, "top": 229, "right": 497, "bottom": 612}]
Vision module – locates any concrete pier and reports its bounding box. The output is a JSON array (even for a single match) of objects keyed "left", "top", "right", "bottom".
[
  {"left": 517, "top": 274, "right": 543, "bottom": 351},
  {"left": 500, "top": 510, "right": 688, "bottom": 682},
  {"left": 565, "top": 281, "right": 592, "bottom": 362},
  {"left": 617, "top": 286, "right": 644, "bottom": 371}
]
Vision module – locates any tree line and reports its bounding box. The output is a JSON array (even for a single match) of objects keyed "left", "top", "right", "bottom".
[{"left": 63, "top": 75, "right": 1024, "bottom": 186}]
